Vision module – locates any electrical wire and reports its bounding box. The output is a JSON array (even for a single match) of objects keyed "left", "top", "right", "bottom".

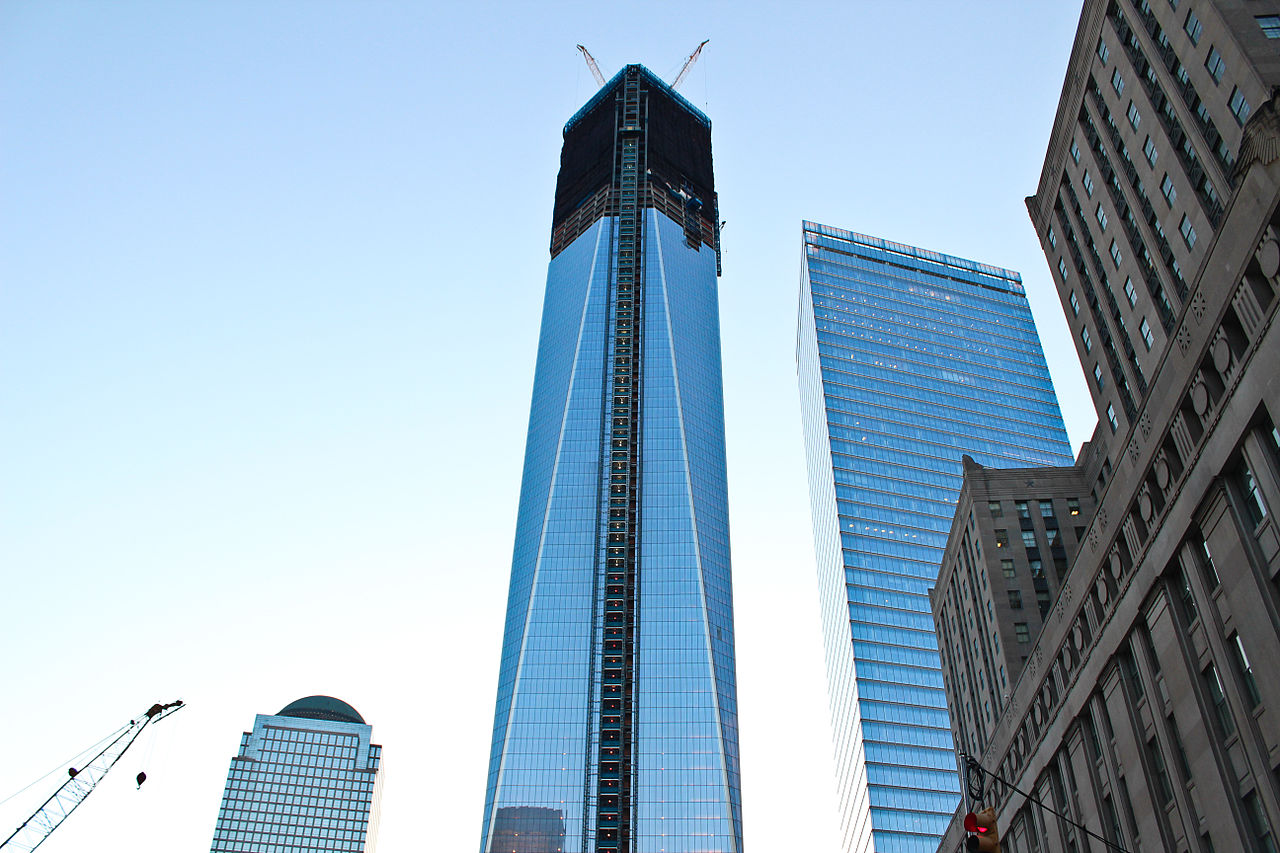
[{"left": 962, "top": 754, "right": 1131, "bottom": 853}]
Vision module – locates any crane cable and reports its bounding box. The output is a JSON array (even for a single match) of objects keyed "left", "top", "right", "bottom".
[{"left": 0, "top": 725, "right": 129, "bottom": 809}]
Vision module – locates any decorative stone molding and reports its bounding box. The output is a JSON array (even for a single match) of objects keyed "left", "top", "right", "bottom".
[
  {"left": 1191, "top": 291, "right": 1208, "bottom": 324},
  {"left": 1211, "top": 329, "right": 1234, "bottom": 379},
  {"left": 1232, "top": 86, "right": 1280, "bottom": 180},
  {"left": 1177, "top": 322, "right": 1193, "bottom": 355}
]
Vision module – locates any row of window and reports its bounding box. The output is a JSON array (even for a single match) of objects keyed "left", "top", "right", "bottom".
[
  {"left": 988, "top": 498, "right": 1081, "bottom": 518},
  {"left": 993, "top": 527, "right": 1071, "bottom": 549},
  {"left": 261, "top": 729, "right": 358, "bottom": 746},
  {"left": 1061, "top": 114, "right": 1161, "bottom": 417}
]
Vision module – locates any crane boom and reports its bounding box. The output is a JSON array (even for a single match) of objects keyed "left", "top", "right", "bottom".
[
  {"left": 671, "top": 39, "right": 709, "bottom": 90},
  {"left": 576, "top": 44, "right": 605, "bottom": 87},
  {"left": 1, "top": 700, "right": 184, "bottom": 853}
]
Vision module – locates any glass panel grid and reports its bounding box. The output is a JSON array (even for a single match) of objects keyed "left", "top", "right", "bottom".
[{"left": 798, "top": 222, "right": 1074, "bottom": 853}]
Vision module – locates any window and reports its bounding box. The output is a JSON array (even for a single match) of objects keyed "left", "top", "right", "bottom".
[
  {"left": 1001, "top": 559, "right": 1016, "bottom": 579},
  {"left": 988, "top": 500, "right": 1003, "bottom": 517},
  {"left": 1083, "top": 170, "right": 1095, "bottom": 196},
  {"left": 1143, "top": 136, "right": 1158, "bottom": 167},
  {"left": 1231, "top": 634, "right": 1262, "bottom": 707},
  {"left": 1240, "top": 461, "right": 1268, "bottom": 525},
  {"left": 1046, "top": 527, "right": 1062, "bottom": 548},
  {"left": 1048, "top": 226, "right": 1057, "bottom": 249},
  {"left": 1204, "top": 663, "right": 1235, "bottom": 735},
  {"left": 1217, "top": 136, "right": 1235, "bottom": 169},
  {"left": 1107, "top": 404, "right": 1119, "bottom": 432},
  {"left": 1147, "top": 737, "right": 1174, "bottom": 804},
  {"left": 1030, "top": 558, "right": 1044, "bottom": 578},
  {"left": 1097, "top": 37, "right": 1110, "bottom": 64},
  {"left": 1161, "top": 173, "right": 1177, "bottom": 205},
  {"left": 1180, "top": 214, "right": 1197, "bottom": 249},
  {"left": 1068, "top": 498, "right": 1081, "bottom": 516},
  {"left": 1123, "top": 277, "right": 1137, "bottom": 307},
  {"left": 1121, "top": 651, "right": 1144, "bottom": 698},
  {"left": 1230, "top": 86, "right": 1252, "bottom": 125},
  {"left": 1082, "top": 326, "right": 1093, "bottom": 352},
  {"left": 1059, "top": 257, "right": 1069, "bottom": 280},
  {"left": 1127, "top": 101, "right": 1141, "bottom": 131},
  {"left": 1015, "top": 622, "right": 1030, "bottom": 644},
  {"left": 1039, "top": 500, "right": 1055, "bottom": 518},
  {"left": 1244, "top": 791, "right": 1277, "bottom": 853},
  {"left": 1070, "top": 139, "right": 1081, "bottom": 163},
  {"left": 1009, "top": 589, "right": 1023, "bottom": 609},
  {"left": 1197, "top": 536, "right": 1221, "bottom": 589},
  {"left": 1175, "top": 60, "right": 1190, "bottom": 86},
  {"left": 1109, "top": 239, "right": 1123, "bottom": 267},
  {"left": 1094, "top": 363, "right": 1106, "bottom": 389},
  {"left": 1096, "top": 203, "right": 1109, "bottom": 230},
  {"left": 1022, "top": 530, "right": 1038, "bottom": 549},
  {"left": 1258, "top": 14, "right": 1280, "bottom": 38},
  {"left": 1070, "top": 291, "right": 1081, "bottom": 316},
  {"left": 1201, "top": 176, "right": 1220, "bottom": 207},
  {"left": 1184, "top": 9, "right": 1203, "bottom": 45},
  {"left": 1036, "top": 589, "right": 1051, "bottom": 616},
  {"left": 1182, "top": 134, "right": 1199, "bottom": 166},
  {"left": 1112, "top": 68, "right": 1125, "bottom": 95},
  {"left": 1016, "top": 501, "right": 1030, "bottom": 519},
  {"left": 1205, "top": 46, "right": 1225, "bottom": 83},
  {"left": 995, "top": 529, "right": 1009, "bottom": 548},
  {"left": 1140, "top": 317, "right": 1154, "bottom": 349},
  {"left": 1176, "top": 567, "right": 1199, "bottom": 623}
]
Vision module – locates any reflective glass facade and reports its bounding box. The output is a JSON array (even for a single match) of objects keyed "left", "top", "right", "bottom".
[
  {"left": 796, "top": 222, "right": 1073, "bottom": 853},
  {"left": 210, "top": 696, "right": 382, "bottom": 852},
  {"left": 479, "top": 67, "right": 741, "bottom": 853}
]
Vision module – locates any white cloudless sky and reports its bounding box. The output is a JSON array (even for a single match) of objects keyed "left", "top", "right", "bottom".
[{"left": 0, "top": 2, "right": 1091, "bottom": 851}]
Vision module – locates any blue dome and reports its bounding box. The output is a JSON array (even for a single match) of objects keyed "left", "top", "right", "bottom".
[{"left": 277, "top": 696, "right": 365, "bottom": 725}]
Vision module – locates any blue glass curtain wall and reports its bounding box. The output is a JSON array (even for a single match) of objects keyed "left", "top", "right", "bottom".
[
  {"left": 481, "top": 212, "right": 742, "bottom": 853},
  {"left": 798, "top": 222, "right": 1073, "bottom": 853}
]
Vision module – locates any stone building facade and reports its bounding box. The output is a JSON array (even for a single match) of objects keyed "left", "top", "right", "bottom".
[
  {"left": 932, "top": 456, "right": 1097, "bottom": 762},
  {"left": 935, "top": 1, "right": 1280, "bottom": 850}
]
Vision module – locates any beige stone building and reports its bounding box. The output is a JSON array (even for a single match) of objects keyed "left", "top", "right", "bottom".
[
  {"left": 933, "top": 456, "right": 1097, "bottom": 761},
  {"left": 935, "top": 1, "right": 1280, "bottom": 850}
]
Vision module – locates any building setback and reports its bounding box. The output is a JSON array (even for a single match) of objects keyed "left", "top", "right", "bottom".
[
  {"left": 209, "top": 696, "right": 382, "bottom": 853},
  {"left": 478, "top": 65, "right": 742, "bottom": 853},
  {"left": 935, "top": 0, "right": 1280, "bottom": 850},
  {"left": 796, "top": 222, "right": 1074, "bottom": 853},
  {"left": 932, "top": 455, "right": 1097, "bottom": 759}
]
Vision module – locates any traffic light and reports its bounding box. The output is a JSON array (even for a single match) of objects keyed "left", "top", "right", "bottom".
[{"left": 964, "top": 806, "right": 1001, "bottom": 852}]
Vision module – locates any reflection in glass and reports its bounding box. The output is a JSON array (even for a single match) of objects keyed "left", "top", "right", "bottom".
[{"left": 798, "top": 222, "right": 1073, "bottom": 852}]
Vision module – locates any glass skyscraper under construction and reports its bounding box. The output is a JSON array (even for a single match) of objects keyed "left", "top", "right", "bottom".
[
  {"left": 479, "top": 65, "right": 742, "bottom": 853},
  {"left": 796, "top": 222, "right": 1073, "bottom": 853}
]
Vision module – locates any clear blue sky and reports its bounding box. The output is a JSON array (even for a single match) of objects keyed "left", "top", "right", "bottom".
[{"left": 0, "top": 2, "right": 1089, "bottom": 851}]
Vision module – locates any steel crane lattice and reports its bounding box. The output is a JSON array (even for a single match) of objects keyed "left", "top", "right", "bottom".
[{"left": 0, "top": 700, "right": 184, "bottom": 852}]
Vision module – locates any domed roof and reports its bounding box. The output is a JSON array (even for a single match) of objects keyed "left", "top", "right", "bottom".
[{"left": 277, "top": 696, "right": 365, "bottom": 725}]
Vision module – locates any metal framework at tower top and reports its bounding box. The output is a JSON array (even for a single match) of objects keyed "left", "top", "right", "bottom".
[{"left": 591, "top": 65, "right": 647, "bottom": 853}]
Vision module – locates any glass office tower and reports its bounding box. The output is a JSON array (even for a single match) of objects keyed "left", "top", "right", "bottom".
[
  {"left": 479, "top": 66, "right": 742, "bottom": 853},
  {"left": 209, "top": 696, "right": 382, "bottom": 852},
  {"left": 796, "top": 222, "right": 1073, "bottom": 853}
]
